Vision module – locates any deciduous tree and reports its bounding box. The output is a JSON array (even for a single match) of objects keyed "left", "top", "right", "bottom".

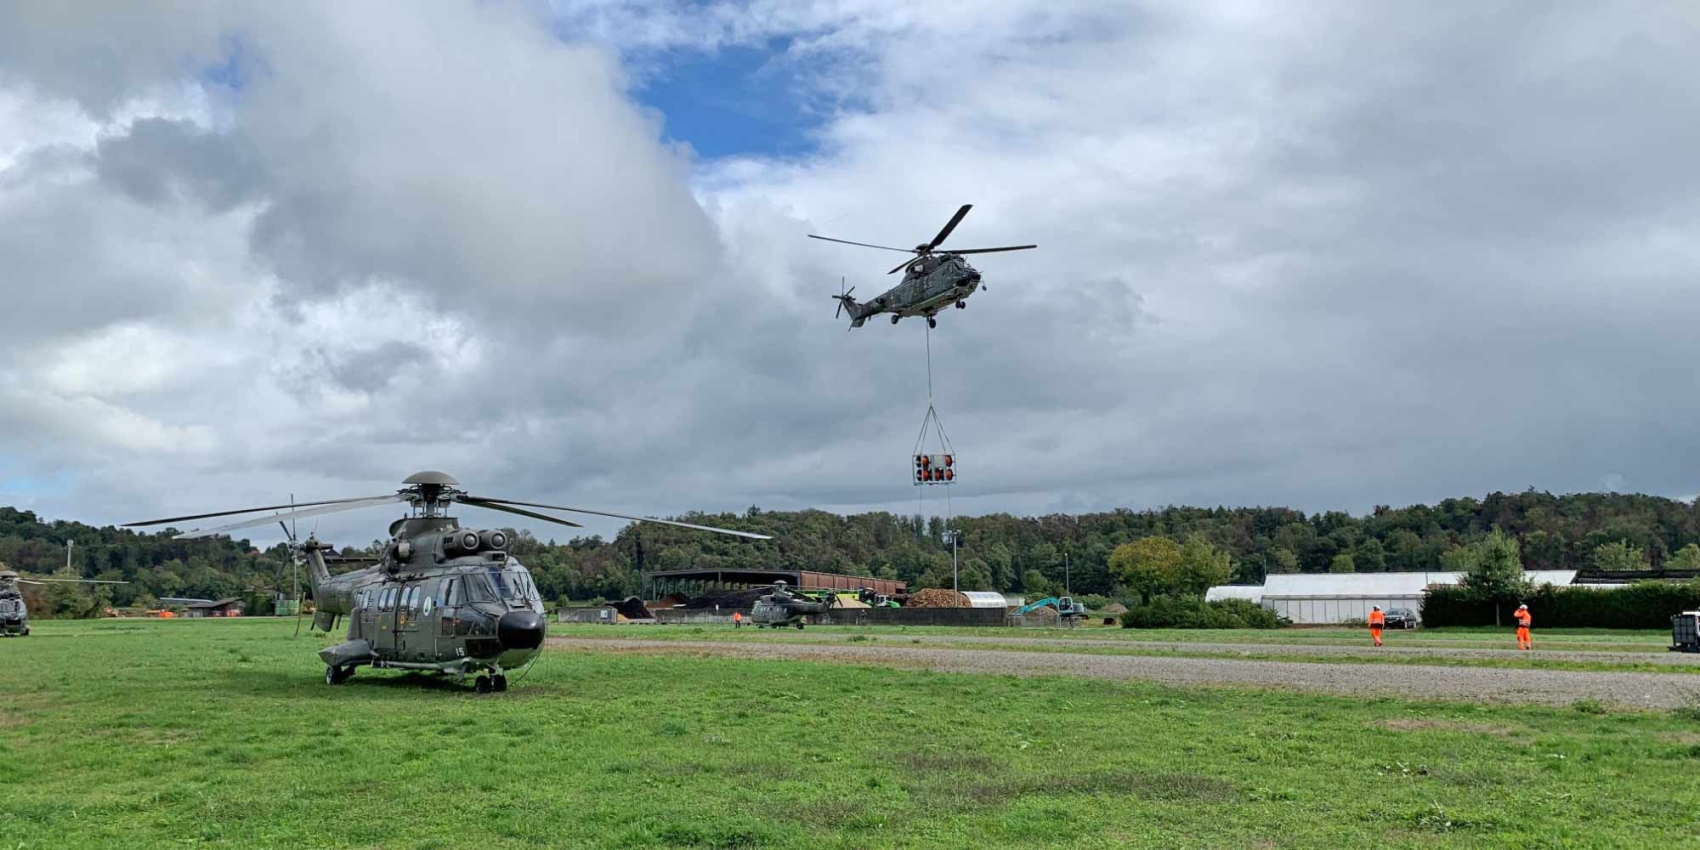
[{"left": 1110, "top": 536, "right": 1182, "bottom": 603}]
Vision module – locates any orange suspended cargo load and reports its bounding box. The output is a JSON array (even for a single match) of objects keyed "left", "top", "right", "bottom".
[{"left": 913, "top": 454, "right": 955, "bottom": 485}]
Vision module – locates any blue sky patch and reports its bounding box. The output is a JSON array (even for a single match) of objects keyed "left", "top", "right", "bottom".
[{"left": 633, "top": 38, "right": 822, "bottom": 160}]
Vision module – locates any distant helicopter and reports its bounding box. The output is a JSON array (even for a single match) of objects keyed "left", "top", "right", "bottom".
[
  {"left": 125, "top": 471, "right": 770, "bottom": 692},
  {"left": 749, "top": 581, "right": 828, "bottom": 629},
  {"left": 811, "top": 204, "right": 1035, "bottom": 329},
  {"left": 0, "top": 567, "right": 128, "bottom": 637}
]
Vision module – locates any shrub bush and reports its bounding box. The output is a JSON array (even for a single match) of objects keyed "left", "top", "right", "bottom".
[
  {"left": 1422, "top": 580, "right": 1700, "bottom": 629},
  {"left": 1074, "top": 593, "right": 1117, "bottom": 610},
  {"left": 1120, "top": 596, "right": 1285, "bottom": 629}
]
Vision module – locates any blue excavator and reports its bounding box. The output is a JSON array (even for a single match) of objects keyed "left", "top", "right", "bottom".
[{"left": 1016, "top": 596, "right": 1088, "bottom": 621}]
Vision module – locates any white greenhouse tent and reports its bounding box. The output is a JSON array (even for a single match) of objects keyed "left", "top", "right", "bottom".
[
  {"left": 960, "top": 591, "right": 1011, "bottom": 609},
  {"left": 1213, "top": 570, "right": 1578, "bottom": 625}
]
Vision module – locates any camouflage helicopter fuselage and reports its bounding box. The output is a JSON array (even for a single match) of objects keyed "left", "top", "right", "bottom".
[
  {"left": 838, "top": 254, "right": 983, "bottom": 328},
  {"left": 0, "top": 584, "right": 27, "bottom": 636},
  {"left": 749, "top": 581, "right": 828, "bottom": 629},
  {"left": 308, "top": 516, "right": 547, "bottom": 688}
]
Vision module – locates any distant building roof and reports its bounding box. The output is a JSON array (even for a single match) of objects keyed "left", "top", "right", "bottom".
[
  {"left": 1257, "top": 570, "right": 1577, "bottom": 598},
  {"left": 184, "top": 597, "right": 243, "bottom": 609}
]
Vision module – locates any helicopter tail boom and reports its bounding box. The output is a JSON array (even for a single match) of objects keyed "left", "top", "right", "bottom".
[{"left": 833, "top": 294, "right": 870, "bottom": 328}]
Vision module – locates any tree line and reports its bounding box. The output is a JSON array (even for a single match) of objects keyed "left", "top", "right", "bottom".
[{"left": 5, "top": 489, "right": 1700, "bottom": 614}]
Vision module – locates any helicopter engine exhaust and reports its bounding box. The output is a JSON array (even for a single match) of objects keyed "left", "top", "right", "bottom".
[{"left": 443, "top": 530, "right": 483, "bottom": 557}]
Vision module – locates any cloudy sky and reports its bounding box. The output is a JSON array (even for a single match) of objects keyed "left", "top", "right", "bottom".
[{"left": 1, "top": 1, "right": 1697, "bottom": 545}]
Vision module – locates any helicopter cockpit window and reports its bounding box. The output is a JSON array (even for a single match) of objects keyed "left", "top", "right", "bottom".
[
  {"left": 0, "top": 599, "right": 17, "bottom": 614},
  {"left": 442, "top": 577, "right": 461, "bottom": 608},
  {"left": 463, "top": 574, "right": 499, "bottom": 604},
  {"left": 485, "top": 565, "right": 541, "bottom": 609}
]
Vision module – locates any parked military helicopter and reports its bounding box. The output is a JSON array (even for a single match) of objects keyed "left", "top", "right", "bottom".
[
  {"left": 124, "top": 471, "right": 770, "bottom": 692},
  {"left": 0, "top": 567, "right": 128, "bottom": 637},
  {"left": 811, "top": 204, "right": 1035, "bottom": 329},
  {"left": 750, "top": 581, "right": 828, "bottom": 629}
]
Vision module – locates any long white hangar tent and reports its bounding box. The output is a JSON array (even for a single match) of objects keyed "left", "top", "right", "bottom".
[{"left": 1208, "top": 571, "right": 1579, "bottom": 625}]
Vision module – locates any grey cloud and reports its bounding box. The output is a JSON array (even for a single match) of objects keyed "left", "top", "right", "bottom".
[{"left": 95, "top": 118, "right": 267, "bottom": 212}]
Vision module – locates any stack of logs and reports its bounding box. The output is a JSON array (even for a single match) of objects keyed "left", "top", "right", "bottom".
[{"left": 906, "top": 588, "right": 970, "bottom": 608}]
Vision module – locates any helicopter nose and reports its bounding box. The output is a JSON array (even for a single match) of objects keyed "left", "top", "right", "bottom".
[{"left": 497, "top": 611, "right": 546, "bottom": 650}]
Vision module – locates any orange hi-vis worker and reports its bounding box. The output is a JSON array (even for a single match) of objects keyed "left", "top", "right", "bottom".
[
  {"left": 732, "top": 611, "right": 743, "bottom": 629},
  {"left": 1514, "top": 604, "right": 1532, "bottom": 650},
  {"left": 1368, "top": 606, "right": 1386, "bottom": 647}
]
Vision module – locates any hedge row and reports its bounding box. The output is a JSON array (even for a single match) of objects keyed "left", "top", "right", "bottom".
[
  {"left": 1421, "top": 581, "right": 1700, "bottom": 629},
  {"left": 1120, "top": 597, "right": 1286, "bottom": 629}
]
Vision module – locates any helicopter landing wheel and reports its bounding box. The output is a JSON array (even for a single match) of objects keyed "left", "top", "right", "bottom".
[
  {"left": 795, "top": 621, "right": 805, "bottom": 630},
  {"left": 493, "top": 674, "right": 509, "bottom": 693},
  {"left": 474, "top": 674, "right": 493, "bottom": 694},
  {"left": 890, "top": 314, "right": 900, "bottom": 325},
  {"left": 927, "top": 317, "right": 937, "bottom": 328},
  {"left": 325, "top": 666, "right": 351, "bottom": 685},
  {"left": 956, "top": 300, "right": 965, "bottom": 309}
]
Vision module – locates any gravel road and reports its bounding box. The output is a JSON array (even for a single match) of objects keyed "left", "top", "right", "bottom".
[
  {"left": 673, "top": 631, "right": 1700, "bottom": 666},
  {"left": 555, "top": 637, "right": 1700, "bottom": 709}
]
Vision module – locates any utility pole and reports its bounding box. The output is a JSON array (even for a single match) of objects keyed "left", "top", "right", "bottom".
[
  {"left": 66, "top": 539, "right": 73, "bottom": 572},
  {"left": 951, "top": 530, "right": 959, "bottom": 592},
  {"left": 1064, "top": 552, "right": 1070, "bottom": 595}
]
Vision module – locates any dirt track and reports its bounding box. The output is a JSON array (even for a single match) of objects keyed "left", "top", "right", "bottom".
[
  {"left": 569, "top": 630, "right": 1700, "bottom": 665},
  {"left": 553, "top": 637, "right": 1700, "bottom": 709}
]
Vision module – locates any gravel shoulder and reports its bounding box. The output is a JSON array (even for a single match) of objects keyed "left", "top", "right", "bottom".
[
  {"left": 877, "top": 632, "right": 1698, "bottom": 665},
  {"left": 559, "top": 628, "right": 1699, "bottom": 665},
  {"left": 553, "top": 637, "right": 1700, "bottom": 709}
]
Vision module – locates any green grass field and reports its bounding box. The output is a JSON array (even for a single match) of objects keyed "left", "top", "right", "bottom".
[{"left": 4, "top": 619, "right": 1699, "bottom": 848}]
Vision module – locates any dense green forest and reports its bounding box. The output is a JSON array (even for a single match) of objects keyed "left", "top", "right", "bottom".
[{"left": 5, "top": 490, "right": 1700, "bottom": 616}]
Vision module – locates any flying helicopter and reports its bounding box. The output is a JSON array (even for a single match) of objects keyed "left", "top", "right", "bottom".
[
  {"left": 749, "top": 580, "right": 828, "bottom": 629},
  {"left": 811, "top": 204, "right": 1035, "bottom": 329},
  {"left": 124, "top": 471, "right": 770, "bottom": 692},
  {"left": 0, "top": 567, "right": 128, "bottom": 637}
]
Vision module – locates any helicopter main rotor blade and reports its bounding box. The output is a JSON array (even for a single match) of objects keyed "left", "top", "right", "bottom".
[
  {"left": 945, "top": 245, "right": 1037, "bottom": 255},
  {"left": 807, "top": 235, "right": 917, "bottom": 254},
  {"left": 123, "top": 495, "right": 392, "bottom": 528},
  {"left": 17, "top": 578, "right": 129, "bottom": 584},
  {"left": 171, "top": 496, "right": 408, "bottom": 540},
  {"left": 925, "top": 204, "right": 973, "bottom": 251},
  {"left": 887, "top": 256, "right": 915, "bottom": 275},
  {"left": 463, "top": 496, "right": 772, "bottom": 540},
  {"left": 458, "top": 497, "right": 584, "bottom": 529}
]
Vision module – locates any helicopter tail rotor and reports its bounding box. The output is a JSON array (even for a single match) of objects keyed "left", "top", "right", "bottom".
[
  {"left": 280, "top": 494, "right": 307, "bottom": 638},
  {"left": 832, "top": 277, "right": 862, "bottom": 328}
]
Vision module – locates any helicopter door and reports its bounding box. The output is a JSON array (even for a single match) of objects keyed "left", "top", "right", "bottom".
[
  {"left": 394, "top": 585, "right": 420, "bottom": 658},
  {"left": 436, "top": 577, "right": 463, "bottom": 656},
  {"left": 376, "top": 585, "right": 398, "bottom": 650},
  {"left": 357, "top": 588, "right": 379, "bottom": 641},
  {"left": 348, "top": 589, "right": 369, "bottom": 641}
]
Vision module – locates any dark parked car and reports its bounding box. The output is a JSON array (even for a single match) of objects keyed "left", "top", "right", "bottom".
[{"left": 1383, "top": 607, "right": 1417, "bottom": 629}]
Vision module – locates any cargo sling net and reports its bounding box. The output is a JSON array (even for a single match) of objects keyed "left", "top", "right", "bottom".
[{"left": 913, "top": 324, "right": 956, "bottom": 522}]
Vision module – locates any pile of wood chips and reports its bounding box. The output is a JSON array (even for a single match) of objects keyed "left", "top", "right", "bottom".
[{"left": 906, "top": 588, "right": 970, "bottom": 608}]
